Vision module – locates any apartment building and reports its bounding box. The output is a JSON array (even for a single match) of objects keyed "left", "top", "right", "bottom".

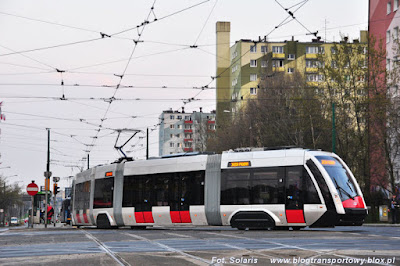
[
  {"left": 159, "top": 108, "right": 216, "bottom": 156},
  {"left": 216, "top": 21, "right": 368, "bottom": 117}
]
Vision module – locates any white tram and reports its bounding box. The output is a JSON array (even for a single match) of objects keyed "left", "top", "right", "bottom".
[{"left": 71, "top": 148, "right": 367, "bottom": 230}]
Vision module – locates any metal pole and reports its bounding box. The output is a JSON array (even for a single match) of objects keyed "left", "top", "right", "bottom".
[
  {"left": 45, "top": 129, "right": 50, "bottom": 228},
  {"left": 87, "top": 154, "right": 89, "bottom": 170},
  {"left": 31, "top": 195, "right": 34, "bottom": 228},
  {"left": 146, "top": 128, "right": 149, "bottom": 160},
  {"left": 332, "top": 103, "right": 336, "bottom": 153},
  {"left": 53, "top": 188, "right": 56, "bottom": 227}
]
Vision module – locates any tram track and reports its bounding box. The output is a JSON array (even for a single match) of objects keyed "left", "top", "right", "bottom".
[
  {"left": 205, "top": 231, "right": 395, "bottom": 266},
  {"left": 124, "top": 232, "right": 214, "bottom": 266},
  {"left": 81, "top": 229, "right": 131, "bottom": 266}
]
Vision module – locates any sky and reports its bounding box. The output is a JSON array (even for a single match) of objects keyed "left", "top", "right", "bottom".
[{"left": 0, "top": 0, "right": 368, "bottom": 190}]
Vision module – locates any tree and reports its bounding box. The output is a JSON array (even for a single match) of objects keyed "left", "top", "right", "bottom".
[{"left": 317, "top": 40, "right": 371, "bottom": 200}]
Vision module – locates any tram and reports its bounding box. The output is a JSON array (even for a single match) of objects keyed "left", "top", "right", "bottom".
[{"left": 71, "top": 148, "right": 367, "bottom": 230}]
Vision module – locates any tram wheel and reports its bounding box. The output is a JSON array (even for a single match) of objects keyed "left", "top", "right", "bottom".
[
  {"left": 230, "top": 211, "right": 275, "bottom": 230},
  {"left": 96, "top": 214, "right": 111, "bottom": 229},
  {"left": 291, "top": 226, "right": 304, "bottom": 231}
]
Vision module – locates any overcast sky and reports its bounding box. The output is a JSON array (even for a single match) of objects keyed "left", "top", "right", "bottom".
[{"left": 0, "top": 0, "right": 368, "bottom": 189}]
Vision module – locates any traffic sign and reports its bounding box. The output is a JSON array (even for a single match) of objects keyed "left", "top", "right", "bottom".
[{"left": 27, "top": 182, "right": 39, "bottom": 196}]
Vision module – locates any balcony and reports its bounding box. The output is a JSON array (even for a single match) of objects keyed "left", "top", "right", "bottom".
[
  {"left": 272, "top": 53, "right": 285, "bottom": 59},
  {"left": 184, "top": 120, "right": 193, "bottom": 124},
  {"left": 184, "top": 139, "right": 193, "bottom": 142},
  {"left": 184, "top": 148, "right": 193, "bottom": 152},
  {"left": 305, "top": 67, "right": 318, "bottom": 73},
  {"left": 184, "top": 129, "right": 193, "bottom": 133},
  {"left": 207, "top": 120, "right": 215, "bottom": 124},
  {"left": 305, "top": 53, "right": 318, "bottom": 59}
]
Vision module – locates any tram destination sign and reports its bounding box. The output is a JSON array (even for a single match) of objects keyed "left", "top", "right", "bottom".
[{"left": 228, "top": 161, "right": 251, "bottom": 167}]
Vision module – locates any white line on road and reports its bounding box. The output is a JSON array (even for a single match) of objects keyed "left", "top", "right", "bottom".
[{"left": 125, "top": 232, "right": 213, "bottom": 265}]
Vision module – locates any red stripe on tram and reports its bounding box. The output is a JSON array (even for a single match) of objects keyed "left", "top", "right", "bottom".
[
  {"left": 76, "top": 213, "right": 82, "bottom": 223},
  {"left": 82, "top": 213, "right": 89, "bottom": 223},
  {"left": 143, "top": 211, "right": 154, "bottom": 223},
  {"left": 180, "top": 211, "right": 192, "bottom": 223},
  {"left": 285, "top": 210, "right": 305, "bottom": 223},
  {"left": 135, "top": 212, "right": 145, "bottom": 223},
  {"left": 170, "top": 211, "right": 181, "bottom": 223}
]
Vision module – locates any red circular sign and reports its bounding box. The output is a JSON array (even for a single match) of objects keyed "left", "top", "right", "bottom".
[{"left": 27, "top": 182, "right": 39, "bottom": 196}]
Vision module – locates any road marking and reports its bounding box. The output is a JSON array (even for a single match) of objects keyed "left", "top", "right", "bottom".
[
  {"left": 205, "top": 232, "right": 394, "bottom": 266},
  {"left": 165, "top": 232, "right": 193, "bottom": 238},
  {"left": 82, "top": 229, "right": 130, "bottom": 266},
  {"left": 125, "top": 232, "right": 213, "bottom": 265}
]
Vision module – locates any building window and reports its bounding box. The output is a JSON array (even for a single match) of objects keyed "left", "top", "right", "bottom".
[
  {"left": 288, "top": 54, "right": 295, "bottom": 60},
  {"left": 177, "top": 143, "right": 182, "bottom": 148},
  {"left": 395, "top": 0, "right": 399, "bottom": 10},
  {"left": 388, "top": 1, "right": 392, "bottom": 14},
  {"left": 231, "top": 51, "right": 238, "bottom": 60},
  {"left": 177, "top": 115, "right": 182, "bottom": 120},
  {"left": 387, "top": 58, "right": 391, "bottom": 70},
  {"left": 232, "top": 78, "right": 238, "bottom": 86},
  {"left": 250, "top": 59, "right": 257, "bottom": 67},
  {"left": 250, "top": 87, "right": 257, "bottom": 95},
  {"left": 272, "top": 46, "right": 284, "bottom": 53},
  {"left": 170, "top": 143, "right": 175, "bottom": 147},
  {"left": 176, "top": 134, "right": 181, "bottom": 138},
  {"left": 250, "top": 45, "right": 257, "bottom": 53},
  {"left": 306, "top": 46, "right": 324, "bottom": 54},
  {"left": 261, "top": 46, "right": 267, "bottom": 53},
  {"left": 170, "top": 115, "right": 174, "bottom": 120},
  {"left": 394, "top": 27, "right": 399, "bottom": 40},
  {"left": 287, "top": 68, "right": 294, "bottom": 73},
  {"left": 307, "top": 74, "right": 324, "bottom": 82},
  {"left": 387, "top": 30, "right": 391, "bottom": 43},
  {"left": 261, "top": 60, "right": 267, "bottom": 68},
  {"left": 170, "top": 125, "right": 174, "bottom": 129},
  {"left": 331, "top": 47, "right": 337, "bottom": 54},
  {"left": 331, "top": 60, "right": 337, "bottom": 68},
  {"left": 272, "top": 60, "right": 284, "bottom": 67},
  {"left": 177, "top": 125, "right": 182, "bottom": 129},
  {"left": 250, "top": 74, "right": 257, "bottom": 81}
]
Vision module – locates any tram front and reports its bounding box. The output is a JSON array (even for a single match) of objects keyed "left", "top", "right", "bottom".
[{"left": 316, "top": 155, "right": 368, "bottom": 226}]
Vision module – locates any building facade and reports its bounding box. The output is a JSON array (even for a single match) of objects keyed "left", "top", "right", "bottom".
[
  {"left": 216, "top": 21, "right": 368, "bottom": 116},
  {"left": 369, "top": 0, "right": 400, "bottom": 191},
  {"left": 159, "top": 108, "right": 216, "bottom": 156}
]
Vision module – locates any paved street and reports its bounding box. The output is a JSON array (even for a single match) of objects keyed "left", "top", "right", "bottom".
[{"left": 0, "top": 225, "right": 399, "bottom": 265}]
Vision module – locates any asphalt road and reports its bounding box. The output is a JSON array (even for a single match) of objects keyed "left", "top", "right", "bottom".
[{"left": 0, "top": 225, "right": 399, "bottom": 266}]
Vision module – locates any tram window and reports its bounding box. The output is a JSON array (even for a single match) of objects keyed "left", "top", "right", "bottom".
[
  {"left": 303, "top": 167, "right": 321, "bottom": 204},
  {"left": 94, "top": 177, "right": 114, "bottom": 208},
  {"left": 306, "top": 160, "right": 335, "bottom": 210},
  {"left": 221, "top": 170, "right": 250, "bottom": 205},
  {"left": 286, "top": 167, "right": 304, "bottom": 209},
  {"left": 251, "top": 168, "right": 283, "bottom": 204},
  {"left": 154, "top": 174, "right": 170, "bottom": 206},
  {"left": 75, "top": 181, "right": 90, "bottom": 210}
]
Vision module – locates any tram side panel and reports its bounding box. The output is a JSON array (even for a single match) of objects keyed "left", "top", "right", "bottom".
[
  {"left": 218, "top": 150, "right": 327, "bottom": 229},
  {"left": 122, "top": 155, "right": 208, "bottom": 227}
]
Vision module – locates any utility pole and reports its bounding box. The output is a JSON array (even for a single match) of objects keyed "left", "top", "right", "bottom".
[
  {"left": 44, "top": 129, "right": 51, "bottom": 228},
  {"left": 87, "top": 154, "right": 89, "bottom": 170},
  {"left": 146, "top": 128, "right": 149, "bottom": 160},
  {"left": 332, "top": 103, "right": 336, "bottom": 153}
]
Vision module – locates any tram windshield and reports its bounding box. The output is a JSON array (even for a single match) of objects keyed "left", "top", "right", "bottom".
[{"left": 316, "top": 156, "right": 358, "bottom": 201}]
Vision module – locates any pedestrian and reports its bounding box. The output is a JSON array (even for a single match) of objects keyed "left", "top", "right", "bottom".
[{"left": 389, "top": 194, "right": 399, "bottom": 224}]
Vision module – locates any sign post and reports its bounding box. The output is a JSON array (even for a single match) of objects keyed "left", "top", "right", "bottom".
[{"left": 27, "top": 181, "right": 39, "bottom": 228}]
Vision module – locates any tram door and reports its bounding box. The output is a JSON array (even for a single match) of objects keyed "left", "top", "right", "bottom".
[
  {"left": 285, "top": 167, "right": 305, "bottom": 223},
  {"left": 170, "top": 173, "right": 192, "bottom": 223}
]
